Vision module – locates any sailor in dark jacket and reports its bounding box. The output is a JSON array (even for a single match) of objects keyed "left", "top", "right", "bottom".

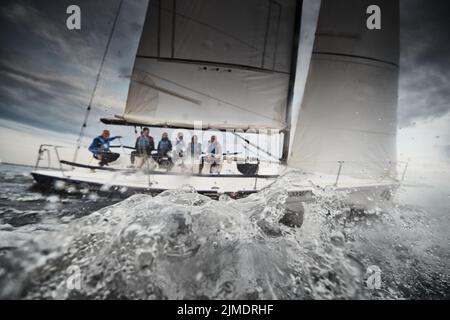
[
  {"left": 156, "top": 132, "right": 173, "bottom": 169},
  {"left": 157, "top": 132, "right": 173, "bottom": 156},
  {"left": 131, "top": 127, "right": 155, "bottom": 168},
  {"left": 88, "top": 130, "right": 121, "bottom": 166}
]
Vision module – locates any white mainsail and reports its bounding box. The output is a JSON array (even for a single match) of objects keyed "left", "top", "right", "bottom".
[
  {"left": 114, "top": 0, "right": 300, "bottom": 131},
  {"left": 288, "top": 0, "right": 399, "bottom": 179}
]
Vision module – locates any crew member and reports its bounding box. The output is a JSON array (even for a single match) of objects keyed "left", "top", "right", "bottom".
[
  {"left": 131, "top": 127, "right": 155, "bottom": 169},
  {"left": 203, "top": 135, "right": 222, "bottom": 174},
  {"left": 188, "top": 135, "right": 202, "bottom": 173},
  {"left": 88, "top": 130, "right": 121, "bottom": 166},
  {"left": 173, "top": 132, "right": 187, "bottom": 164},
  {"left": 156, "top": 132, "right": 173, "bottom": 169}
]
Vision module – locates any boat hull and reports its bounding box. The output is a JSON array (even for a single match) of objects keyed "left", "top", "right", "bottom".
[
  {"left": 31, "top": 168, "right": 398, "bottom": 210},
  {"left": 30, "top": 169, "right": 276, "bottom": 199}
]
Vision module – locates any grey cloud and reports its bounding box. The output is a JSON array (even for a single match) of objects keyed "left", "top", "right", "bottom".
[
  {"left": 0, "top": 0, "right": 449, "bottom": 137},
  {"left": 0, "top": 0, "right": 147, "bottom": 137},
  {"left": 399, "top": 0, "right": 450, "bottom": 127}
]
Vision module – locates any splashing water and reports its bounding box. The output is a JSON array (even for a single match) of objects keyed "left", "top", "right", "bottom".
[{"left": 0, "top": 165, "right": 448, "bottom": 299}]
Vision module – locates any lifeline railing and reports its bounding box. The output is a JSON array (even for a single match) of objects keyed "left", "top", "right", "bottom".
[
  {"left": 291, "top": 160, "right": 409, "bottom": 187},
  {"left": 33, "top": 143, "right": 410, "bottom": 190},
  {"left": 34, "top": 144, "right": 66, "bottom": 177}
]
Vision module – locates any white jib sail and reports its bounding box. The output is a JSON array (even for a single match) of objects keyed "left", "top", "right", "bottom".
[
  {"left": 288, "top": 0, "right": 399, "bottom": 179},
  {"left": 120, "top": 0, "right": 300, "bottom": 131}
]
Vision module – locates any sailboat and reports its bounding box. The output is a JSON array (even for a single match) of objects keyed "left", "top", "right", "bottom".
[{"left": 31, "top": 0, "right": 401, "bottom": 209}]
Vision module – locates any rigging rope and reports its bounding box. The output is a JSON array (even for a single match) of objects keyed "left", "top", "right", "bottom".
[
  {"left": 233, "top": 132, "right": 280, "bottom": 162},
  {"left": 72, "top": 0, "right": 124, "bottom": 163}
]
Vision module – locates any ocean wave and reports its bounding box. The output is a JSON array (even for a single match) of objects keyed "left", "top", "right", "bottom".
[{"left": 0, "top": 171, "right": 448, "bottom": 299}]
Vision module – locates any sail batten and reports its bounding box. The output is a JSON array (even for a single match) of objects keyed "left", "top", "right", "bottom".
[{"left": 122, "top": 0, "right": 301, "bottom": 131}]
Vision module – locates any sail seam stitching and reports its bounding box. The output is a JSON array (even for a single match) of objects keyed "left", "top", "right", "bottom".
[{"left": 312, "top": 51, "right": 399, "bottom": 68}]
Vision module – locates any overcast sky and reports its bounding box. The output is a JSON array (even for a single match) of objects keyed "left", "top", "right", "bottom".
[{"left": 0, "top": 0, "right": 449, "bottom": 166}]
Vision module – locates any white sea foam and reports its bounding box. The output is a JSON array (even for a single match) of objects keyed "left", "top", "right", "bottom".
[{"left": 0, "top": 167, "right": 448, "bottom": 300}]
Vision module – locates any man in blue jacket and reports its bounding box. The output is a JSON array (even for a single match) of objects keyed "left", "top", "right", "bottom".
[
  {"left": 156, "top": 132, "right": 173, "bottom": 170},
  {"left": 88, "top": 130, "right": 121, "bottom": 166},
  {"left": 157, "top": 132, "right": 173, "bottom": 157}
]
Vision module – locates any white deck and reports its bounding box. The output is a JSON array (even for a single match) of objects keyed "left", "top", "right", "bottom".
[{"left": 32, "top": 162, "right": 398, "bottom": 200}]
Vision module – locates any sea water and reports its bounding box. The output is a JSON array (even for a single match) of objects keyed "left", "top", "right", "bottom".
[{"left": 0, "top": 163, "right": 448, "bottom": 299}]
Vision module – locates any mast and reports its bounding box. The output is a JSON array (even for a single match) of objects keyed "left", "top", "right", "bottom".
[{"left": 281, "top": 0, "right": 302, "bottom": 164}]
